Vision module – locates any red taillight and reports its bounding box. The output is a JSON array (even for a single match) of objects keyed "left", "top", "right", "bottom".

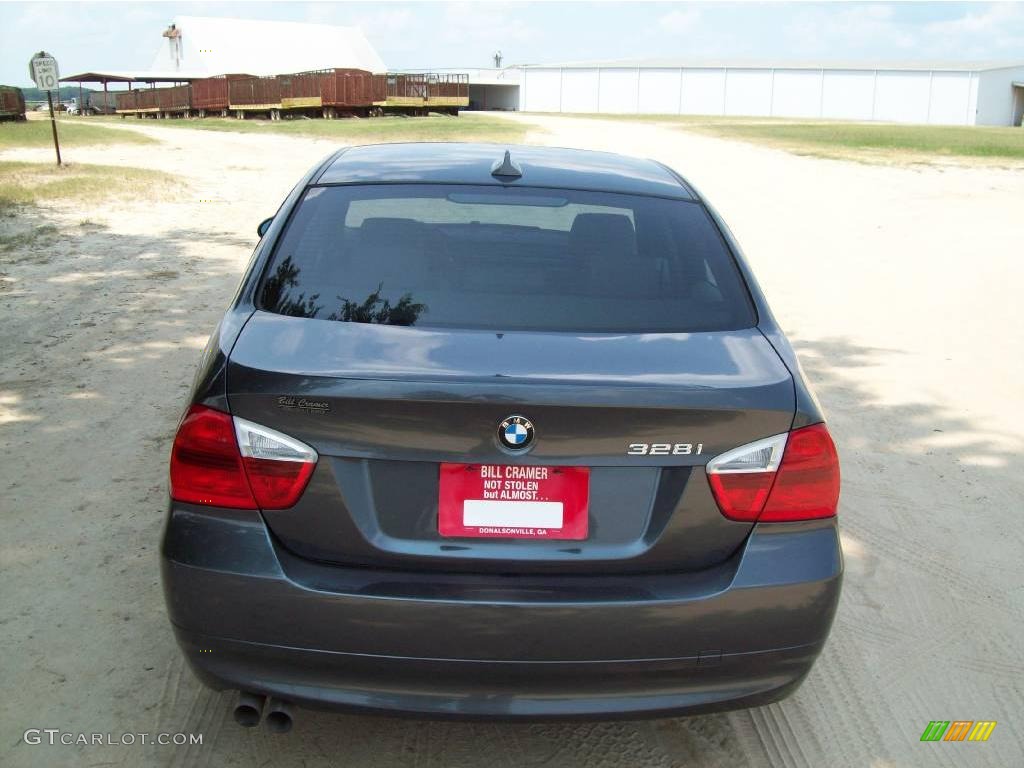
[
  {"left": 760, "top": 424, "right": 840, "bottom": 522},
  {"left": 170, "top": 405, "right": 317, "bottom": 510},
  {"left": 170, "top": 405, "right": 257, "bottom": 509},
  {"left": 242, "top": 457, "right": 315, "bottom": 510},
  {"left": 706, "top": 423, "right": 839, "bottom": 523},
  {"left": 707, "top": 472, "right": 776, "bottom": 520}
]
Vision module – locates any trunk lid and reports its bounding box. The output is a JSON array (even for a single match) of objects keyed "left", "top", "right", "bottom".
[{"left": 226, "top": 312, "right": 794, "bottom": 573}]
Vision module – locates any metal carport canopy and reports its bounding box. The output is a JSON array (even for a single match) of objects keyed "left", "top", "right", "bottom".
[
  {"left": 58, "top": 71, "right": 208, "bottom": 115},
  {"left": 59, "top": 70, "right": 209, "bottom": 84}
]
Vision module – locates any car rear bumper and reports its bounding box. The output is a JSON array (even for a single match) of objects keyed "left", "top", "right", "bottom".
[{"left": 161, "top": 505, "right": 842, "bottom": 719}]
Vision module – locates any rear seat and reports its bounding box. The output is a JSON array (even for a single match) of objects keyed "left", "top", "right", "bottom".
[
  {"left": 569, "top": 213, "right": 662, "bottom": 297},
  {"left": 355, "top": 218, "right": 435, "bottom": 292}
]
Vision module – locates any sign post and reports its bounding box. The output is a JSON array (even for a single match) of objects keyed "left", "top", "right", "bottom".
[{"left": 29, "top": 51, "right": 61, "bottom": 166}]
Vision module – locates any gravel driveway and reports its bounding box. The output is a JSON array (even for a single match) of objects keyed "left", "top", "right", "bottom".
[{"left": 1, "top": 113, "right": 1022, "bottom": 767}]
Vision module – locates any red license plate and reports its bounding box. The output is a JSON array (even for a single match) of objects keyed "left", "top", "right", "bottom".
[{"left": 438, "top": 464, "right": 590, "bottom": 540}]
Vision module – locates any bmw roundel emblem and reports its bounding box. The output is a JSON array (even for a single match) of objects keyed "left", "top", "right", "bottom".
[{"left": 498, "top": 415, "right": 535, "bottom": 451}]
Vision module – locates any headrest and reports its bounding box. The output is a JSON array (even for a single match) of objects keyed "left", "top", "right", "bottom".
[
  {"left": 358, "top": 218, "right": 425, "bottom": 248},
  {"left": 569, "top": 213, "right": 636, "bottom": 259}
]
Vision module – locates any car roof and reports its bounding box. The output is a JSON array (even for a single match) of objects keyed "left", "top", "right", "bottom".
[{"left": 315, "top": 143, "right": 695, "bottom": 200}]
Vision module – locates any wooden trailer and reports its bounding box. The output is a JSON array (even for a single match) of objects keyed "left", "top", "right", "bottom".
[
  {"left": 227, "top": 76, "right": 283, "bottom": 119},
  {"left": 377, "top": 73, "right": 469, "bottom": 114},
  {"left": 115, "top": 85, "right": 193, "bottom": 118},
  {"left": 0, "top": 85, "right": 27, "bottom": 122},
  {"left": 192, "top": 75, "right": 249, "bottom": 117},
  {"left": 279, "top": 69, "right": 382, "bottom": 118},
  {"left": 109, "top": 70, "right": 470, "bottom": 120}
]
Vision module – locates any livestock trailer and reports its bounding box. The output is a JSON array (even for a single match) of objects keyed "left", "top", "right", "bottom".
[
  {"left": 192, "top": 75, "right": 250, "bottom": 117},
  {"left": 227, "top": 76, "right": 282, "bottom": 119},
  {"left": 110, "top": 70, "right": 470, "bottom": 120},
  {"left": 378, "top": 73, "right": 469, "bottom": 114},
  {"left": 87, "top": 91, "right": 118, "bottom": 115},
  {"left": 279, "top": 69, "right": 383, "bottom": 118},
  {"left": 0, "top": 85, "right": 27, "bottom": 122},
  {"left": 114, "top": 89, "right": 139, "bottom": 114},
  {"left": 116, "top": 85, "right": 192, "bottom": 118},
  {"left": 276, "top": 71, "right": 324, "bottom": 113}
]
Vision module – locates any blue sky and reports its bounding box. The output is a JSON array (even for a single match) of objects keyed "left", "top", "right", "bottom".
[{"left": 2, "top": 2, "right": 1023, "bottom": 85}]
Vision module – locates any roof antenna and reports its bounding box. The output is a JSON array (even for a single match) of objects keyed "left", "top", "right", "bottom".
[{"left": 491, "top": 149, "right": 522, "bottom": 179}]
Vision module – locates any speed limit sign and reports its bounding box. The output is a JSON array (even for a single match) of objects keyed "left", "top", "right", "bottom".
[
  {"left": 29, "top": 51, "right": 60, "bottom": 90},
  {"left": 29, "top": 51, "right": 63, "bottom": 166}
]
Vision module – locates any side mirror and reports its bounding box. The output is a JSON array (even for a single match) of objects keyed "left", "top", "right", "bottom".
[{"left": 257, "top": 217, "right": 273, "bottom": 238}]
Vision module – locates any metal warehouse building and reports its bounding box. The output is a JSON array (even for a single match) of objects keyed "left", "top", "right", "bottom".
[{"left": 518, "top": 59, "right": 1024, "bottom": 126}]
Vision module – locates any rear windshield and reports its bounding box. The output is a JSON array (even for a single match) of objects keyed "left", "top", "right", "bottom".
[{"left": 258, "top": 184, "right": 755, "bottom": 333}]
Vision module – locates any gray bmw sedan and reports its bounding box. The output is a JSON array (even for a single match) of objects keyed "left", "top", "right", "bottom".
[{"left": 162, "top": 143, "right": 841, "bottom": 730}]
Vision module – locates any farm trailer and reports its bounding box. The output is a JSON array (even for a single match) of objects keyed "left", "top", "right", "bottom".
[
  {"left": 229, "top": 69, "right": 383, "bottom": 119},
  {"left": 111, "top": 70, "right": 470, "bottom": 120},
  {"left": 227, "top": 70, "right": 468, "bottom": 118},
  {"left": 378, "top": 73, "right": 469, "bottom": 114},
  {"left": 192, "top": 75, "right": 251, "bottom": 117},
  {"left": 278, "top": 69, "right": 384, "bottom": 118},
  {"left": 0, "top": 85, "right": 27, "bottom": 122},
  {"left": 115, "top": 85, "right": 193, "bottom": 118}
]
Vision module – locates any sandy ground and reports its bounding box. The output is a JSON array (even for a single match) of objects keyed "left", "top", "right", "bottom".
[{"left": 1, "top": 113, "right": 1022, "bottom": 767}]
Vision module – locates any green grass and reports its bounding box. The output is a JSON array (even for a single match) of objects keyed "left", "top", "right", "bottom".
[
  {"left": 0, "top": 116, "right": 157, "bottom": 149},
  {"left": 699, "top": 120, "right": 1024, "bottom": 161},
  {"left": 542, "top": 113, "right": 1024, "bottom": 163},
  {"left": 0, "top": 222, "right": 59, "bottom": 254},
  {"left": 102, "top": 112, "right": 533, "bottom": 143},
  {"left": 0, "top": 161, "right": 181, "bottom": 209}
]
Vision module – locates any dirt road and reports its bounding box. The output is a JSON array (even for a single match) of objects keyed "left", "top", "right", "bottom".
[{"left": 1, "top": 114, "right": 1022, "bottom": 767}]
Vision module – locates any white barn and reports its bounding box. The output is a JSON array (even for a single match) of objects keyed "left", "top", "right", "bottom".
[
  {"left": 518, "top": 59, "right": 1024, "bottom": 126},
  {"left": 148, "top": 15, "right": 386, "bottom": 76}
]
